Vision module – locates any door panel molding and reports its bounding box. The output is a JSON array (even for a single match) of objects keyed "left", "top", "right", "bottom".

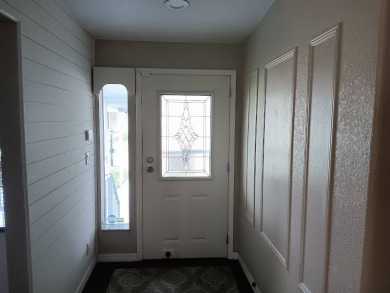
[
  {"left": 136, "top": 68, "right": 236, "bottom": 260},
  {"left": 260, "top": 49, "right": 297, "bottom": 269},
  {"left": 244, "top": 70, "right": 259, "bottom": 227},
  {"left": 299, "top": 25, "right": 340, "bottom": 293}
]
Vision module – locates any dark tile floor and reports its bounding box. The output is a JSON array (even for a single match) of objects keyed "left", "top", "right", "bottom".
[{"left": 83, "top": 258, "right": 253, "bottom": 293}]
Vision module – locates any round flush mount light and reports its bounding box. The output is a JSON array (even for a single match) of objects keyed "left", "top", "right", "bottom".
[{"left": 164, "top": 0, "right": 190, "bottom": 11}]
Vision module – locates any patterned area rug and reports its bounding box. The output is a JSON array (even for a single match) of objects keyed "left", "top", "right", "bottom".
[{"left": 106, "top": 266, "right": 240, "bottom": 293}]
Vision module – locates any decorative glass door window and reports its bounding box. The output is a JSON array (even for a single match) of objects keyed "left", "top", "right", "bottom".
[{"left": 160, "top": 94, "right": 212, "bottom": 178}]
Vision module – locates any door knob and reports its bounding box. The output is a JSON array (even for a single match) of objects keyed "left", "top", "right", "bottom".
[{"left": 147, "top": 166, "right": 154, "bottom": 173}]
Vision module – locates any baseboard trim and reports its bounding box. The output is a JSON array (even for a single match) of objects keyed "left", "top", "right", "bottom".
[
  {"left": 97, "top": 253, "right": 139, "bottom": 262},
  {"left": 236, "top": 253, "right": 262, "bottom": 293},
  {"left": 76, "top": 257, "right": 96, "bottom": 293}
]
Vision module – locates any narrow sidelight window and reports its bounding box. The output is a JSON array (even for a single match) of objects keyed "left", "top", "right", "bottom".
[{"left": 100, "top": 84, "right": 130, "bottom": 230}]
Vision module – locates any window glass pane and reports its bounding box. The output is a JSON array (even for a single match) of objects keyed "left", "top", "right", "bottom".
[
  {"left": 161, "top": 94, "right": 212, "bottom": 178},
  {"left": 0, "top": 149, "right": 4, "bottom": 228},
  {"left": 101, "top": 84, "right": 129, "bottom": 230}
]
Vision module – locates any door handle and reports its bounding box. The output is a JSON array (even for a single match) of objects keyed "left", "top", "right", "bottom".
[{"left": 147, "top": 166, "right": 154, "bottom": 173}]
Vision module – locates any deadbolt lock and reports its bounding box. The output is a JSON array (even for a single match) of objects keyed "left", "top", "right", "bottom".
[{"left": 146, "top": 157, "right": 154, "bottom": 163}]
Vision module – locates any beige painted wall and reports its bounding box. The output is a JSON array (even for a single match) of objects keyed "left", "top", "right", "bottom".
[
  {"left": 239, "top": 0, "right": 381, "bottom": 292},
  {"left": 95, "top": 40, "right": 243, "bottom": 253}
]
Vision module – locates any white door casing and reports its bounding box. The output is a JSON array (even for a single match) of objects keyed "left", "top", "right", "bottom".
[{"left": 136, "top": 69, "right": 236, "bottom": 260}]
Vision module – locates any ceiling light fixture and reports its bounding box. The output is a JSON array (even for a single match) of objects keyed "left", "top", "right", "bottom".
[{"left": 164, "top": 0, "right": 190, "bottom": 11}]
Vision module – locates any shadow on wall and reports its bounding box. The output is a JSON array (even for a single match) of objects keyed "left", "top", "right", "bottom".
[{"left": 0, "top": 233, "right": 8, "bottom": 292}]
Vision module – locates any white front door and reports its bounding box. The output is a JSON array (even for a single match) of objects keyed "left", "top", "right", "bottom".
[{"left": 140, "top": 71, "right": 231, "bottom": 259}]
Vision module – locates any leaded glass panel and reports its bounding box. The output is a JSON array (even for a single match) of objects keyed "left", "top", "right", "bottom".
[{"left": 160, "top": 94, "right": 212, "bottom": 178}]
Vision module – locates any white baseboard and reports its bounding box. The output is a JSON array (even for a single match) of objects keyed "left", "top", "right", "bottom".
[
  {"left": 76, "top": 257, "right": 96, "bottom": 293},
  {"left": 97, "top": 253, "right": 139, "bottom": 262},
  {"left": 236, "top": 253, "right": 262, "bottom": 293}
]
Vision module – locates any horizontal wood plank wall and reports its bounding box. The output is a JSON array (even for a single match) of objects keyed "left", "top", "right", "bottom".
[{"left": 0, "top": 0, "right": 95, "bottom": 292}]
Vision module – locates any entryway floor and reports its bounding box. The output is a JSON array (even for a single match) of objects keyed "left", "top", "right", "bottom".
[{"left": 83, "top": 258, "right": 253, "bottom": 292}]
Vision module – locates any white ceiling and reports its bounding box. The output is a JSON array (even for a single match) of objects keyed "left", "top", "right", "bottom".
[{"left": 60, "top": 0, "right": 275, "bottom": 44}]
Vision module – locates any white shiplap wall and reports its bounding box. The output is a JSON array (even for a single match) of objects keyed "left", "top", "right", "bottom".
[{"left": 0, "top": 0, "right": 95, "bottom": 292}]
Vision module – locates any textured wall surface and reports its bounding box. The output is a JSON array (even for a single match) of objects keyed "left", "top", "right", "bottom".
[
  {"left": 0, "top": 0, "right": 96, "bottom": 292},
  {"left": 95, "top": 40, "right": 243, "bottom": 253},
  {"left": 239, "top": 0, "right": 381, "bottom": 292}
]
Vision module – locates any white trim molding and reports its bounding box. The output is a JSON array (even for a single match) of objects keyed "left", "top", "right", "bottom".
[
  {"left": 236, "top": 253, "right": 262, "bottom": 293},
  {"left": 76, "top": 258, "right": 97, "bottom": 293},
  {"left": 260, "top": 48, "right": 297, "bottom": 270},
  {"left": 97, "top": 253, "right": 139, "bottom": 262},
  {"left": 227, "top": 70, "right": 237, "bottom": 259},
  {"left": 92, "top": 68, "right": 137, "bottom": 234},
  {"left": 93, "top": 67, "right": 136, "bottom": 96},
  {"left": 299, "top": 24, "right": 340, "bottom": 293},
  {"left": 135, "top": 70, "right": 143, "bottom": 261},
  {"left": 244, "top": 69, "right": 259, "bottom": 227}
]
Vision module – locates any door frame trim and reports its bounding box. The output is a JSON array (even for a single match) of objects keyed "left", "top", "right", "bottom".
[{"left": 135, "top": 68, "right": 236, "bottom": 260}]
